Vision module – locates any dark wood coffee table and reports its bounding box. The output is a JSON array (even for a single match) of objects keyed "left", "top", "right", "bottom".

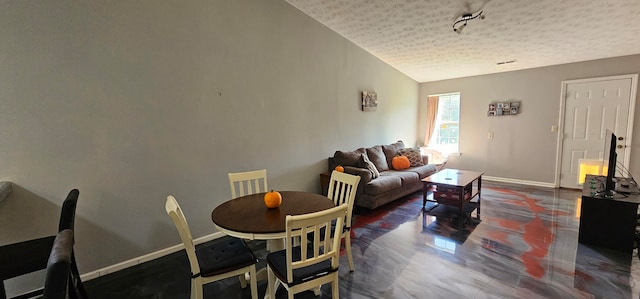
[{"left": 422, "top": 168, "right": 483, "bottom": 220}]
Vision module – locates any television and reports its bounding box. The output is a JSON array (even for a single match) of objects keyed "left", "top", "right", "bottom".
[{"left": 600, "top": 130, "right": 617, "bottom": 197}]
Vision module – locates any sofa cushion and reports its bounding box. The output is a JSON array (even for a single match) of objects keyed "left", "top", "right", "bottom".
[
  {"left": 366, "top": 145, "right": 389, "bottom": 171},
  {"left": 361, "top": 154, "right": 380, "bottom": 178},
  {"left": 380, "top": 170, "right": 420, "bottom": 185},
  {"left": 382, "top": 140, "right": 405, "bottom": 167},
  {"left": 364, "top": 175, "right": 402, "bottom": 195},
  {"left": 402, "top": 164, "right": 438, "bottom": 178},
  {"left": 398, "top": 147, "right": 424, "bottom": 167},
  {"left": 333, "top": 148, "right": 366, "bottom": 168}
]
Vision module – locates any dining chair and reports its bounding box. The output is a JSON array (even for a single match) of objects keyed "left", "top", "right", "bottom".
[
  {"left": 42, "top": 229, "right": 74, "bottom": 299},
  {"left": 228, "top": 169, "right": 268, "bottom": 198},
  {"left": 165, "top": 196, "right": 258, "bottom": 299},
  {"left": 326, "top": 170, "right": 361, "bottom": 272},
  {"left": 0, "top": 189, "right": 88, "bottom": 299},
  {"left": 266, "top": 204, "right": 348, "bottom": 299}
]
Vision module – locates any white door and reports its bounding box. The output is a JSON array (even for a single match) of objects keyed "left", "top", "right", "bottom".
[{"left": 558, "top": 74, "right": 638, "bottom": 189}]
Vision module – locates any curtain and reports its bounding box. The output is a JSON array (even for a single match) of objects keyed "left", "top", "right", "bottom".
[{"left": 424, "top": 96, "right": 439, "bottom": 147}]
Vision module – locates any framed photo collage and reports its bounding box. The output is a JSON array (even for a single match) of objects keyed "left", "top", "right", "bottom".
[{"left": 488, "top": 101, "right": 520, "bottom": 116}]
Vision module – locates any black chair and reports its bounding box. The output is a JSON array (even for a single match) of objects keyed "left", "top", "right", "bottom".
[
  {"left": 0, "top": 189, "right": 88, "bottom": 299},
  {"left": 42, "top": 229, "right": 74, "bottom": 299}
]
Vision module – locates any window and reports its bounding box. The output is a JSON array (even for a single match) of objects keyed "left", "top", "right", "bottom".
[{"left": 428, "top": 93, "right": 460, "bottom": 155}]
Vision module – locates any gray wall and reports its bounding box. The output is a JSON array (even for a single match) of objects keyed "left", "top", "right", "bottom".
[
  {"left": 0, "top": 0, "right": 419, "bottom": 284},
  {"left": 419, "top": 55, "right": 640, "bottom": 184}
]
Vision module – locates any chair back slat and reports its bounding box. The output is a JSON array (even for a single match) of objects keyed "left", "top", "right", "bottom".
[
  {"left": 284, "top": 204, "right": 347, "bottom": 283},
  {"left": 327, "top": 171, "right": 360, "bottom": 227},
  {"left": 228, "top": 169, "right": 268, "bottom": 198}
]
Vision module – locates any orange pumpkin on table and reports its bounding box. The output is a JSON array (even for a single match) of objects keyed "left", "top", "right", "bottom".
[
  {"left": 335, "top": 165, "right": 345, "bottom": 172},
  {"left": 264, "top": 190, "right": 282, "bottom": 208},
  {"left": 392, "top": 155, "right": 411, "bottom": 170}
]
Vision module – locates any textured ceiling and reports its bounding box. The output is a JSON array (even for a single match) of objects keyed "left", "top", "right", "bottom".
[{"left": 284, "top": 0, "right": 640, "bottom": 82}]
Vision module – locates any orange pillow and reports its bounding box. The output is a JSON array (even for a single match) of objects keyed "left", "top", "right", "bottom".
[{"left": 392, "top": 155, "right": 411, "bottom": 170}]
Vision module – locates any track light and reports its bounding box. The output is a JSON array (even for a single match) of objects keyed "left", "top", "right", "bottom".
[{"left": 452, "top": 10, "right": 483, "bottom": 34}]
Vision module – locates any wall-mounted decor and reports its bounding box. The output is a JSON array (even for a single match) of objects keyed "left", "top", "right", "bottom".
[
  {"left": 361, "top": 91, "right": 377, "bottom": 111},
  {"left": 488, "top": 101, "right": 520, "bottom": 116}
]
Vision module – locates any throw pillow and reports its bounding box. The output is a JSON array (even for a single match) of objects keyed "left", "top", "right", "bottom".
[
  {"left": 382, "top": 140, "right": 405, "bottom": 168},
  {"left": 391, "top": 155, "right": 411, "bottom": 170},
  {"left": 366, "top": 145, "right": 389, "bottom": 171},
  {"left": 398, "top": 147, "right": 424, "bottom": 167},
  {"left": 333, "top": 148, "right": 366, "bottom": 168},
  {"left": 361, "top": 154, "right": 380, "bottom": 178}
]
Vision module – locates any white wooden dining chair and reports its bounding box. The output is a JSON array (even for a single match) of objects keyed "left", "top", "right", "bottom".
[
  {"left": 228, "top": 169, "right": 268, "bottom": 198},
  {"left": 266, "top": 204, "right": 348, "bottom": 299},
  {"left": 327, "top": 170, "right": 360, "bottom": 271},
  {"left": 165, "top": 195, "right": 258, "bottom": 299}
]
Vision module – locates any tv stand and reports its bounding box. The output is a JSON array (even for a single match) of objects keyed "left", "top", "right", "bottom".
[{"left": 579, "top": 175, "right": 640, "bottom": 255}]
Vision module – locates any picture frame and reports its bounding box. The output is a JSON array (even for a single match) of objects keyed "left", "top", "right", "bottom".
[
  {"left": 487, "top": 100, "right": 521, "bottom": 116},
  {"left": 361, "top": 91, "right": 378, "bottom": 111}
]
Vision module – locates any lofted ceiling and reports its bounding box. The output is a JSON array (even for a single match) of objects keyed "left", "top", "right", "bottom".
[{"left": 284, "top": 0, "right": 640, "bottom": 82}]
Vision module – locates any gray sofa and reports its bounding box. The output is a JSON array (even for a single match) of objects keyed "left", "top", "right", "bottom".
[{"left": 328, "top": 141, "right": 438, "bottom": 210}]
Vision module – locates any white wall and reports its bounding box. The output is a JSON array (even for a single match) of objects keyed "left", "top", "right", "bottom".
[
  {"left": 419, "top": 55, "right": 640, "bottom": 184},
  {"left": 0, "top": 0, "right": 419, "bottom": 291}
]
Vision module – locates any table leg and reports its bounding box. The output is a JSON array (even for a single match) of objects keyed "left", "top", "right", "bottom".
[
  {"left": 458, "top": 187, "right": 464, "bottom": 228},
  {"left": 423, "top": 182, "right": 429, "bottom": 209},
  {"left": 477, "top": 176, "right": 482, "bottom": 219}
]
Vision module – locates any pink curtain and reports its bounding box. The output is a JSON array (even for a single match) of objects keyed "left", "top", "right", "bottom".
[{"left": 424, "top": 96, "right": 439, "bottom": 147}]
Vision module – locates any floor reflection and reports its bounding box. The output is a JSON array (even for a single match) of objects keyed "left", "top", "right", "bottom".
[
  {"left": 343, "top": 181, "right": 639, "bottom": 298},
  {"left": 85, "top": 181, "right": 640, "bottom": 299}
]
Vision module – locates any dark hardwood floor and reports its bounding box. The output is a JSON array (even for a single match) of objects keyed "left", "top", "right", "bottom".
[{"left": 84, "top": 181, "right": 640, "bottom": 298}]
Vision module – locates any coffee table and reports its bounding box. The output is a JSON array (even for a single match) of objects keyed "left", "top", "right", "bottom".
[{"left": 422, "top": 168, "right": 483, "bottom": 220}]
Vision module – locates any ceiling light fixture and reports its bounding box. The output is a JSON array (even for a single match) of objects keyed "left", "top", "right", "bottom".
[{"left": 453, "top": 11, "right": 484, "bottom": 34}]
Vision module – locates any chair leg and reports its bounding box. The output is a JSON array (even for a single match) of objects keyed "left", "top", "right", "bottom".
[
  {"left": 345, "top": 234, "right": 355, "bottom": 272},
  {"left": 191, "top": 277, "right": 202, "bottom": 299},
  {"left": 249, "top": 266, "right": 258, "bottom": 299},
  {"left": 267, "top": 267, "right": 276, "bottom": 299},
  {"left": 239, "top": 273, "right": 248, "bottom": 288},
  {"left": 332, "top": 276, "right": 340, "bottom": 298}
]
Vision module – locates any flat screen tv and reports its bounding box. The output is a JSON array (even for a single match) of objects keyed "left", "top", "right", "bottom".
[{"left": 601, "top": 130, "right": 617, "bottom": 197}]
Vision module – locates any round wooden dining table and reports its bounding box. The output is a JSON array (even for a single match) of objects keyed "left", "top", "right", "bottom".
[
  {"left": 211, "top": 191, "right": 335, "bottom": 299},
  {"left": 211, "top": 191, "right": 335, "bottom": 242}
]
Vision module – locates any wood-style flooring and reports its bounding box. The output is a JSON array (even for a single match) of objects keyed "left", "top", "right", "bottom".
[{"left": 84, "top": 181, "right": 640, "bottom": 298}]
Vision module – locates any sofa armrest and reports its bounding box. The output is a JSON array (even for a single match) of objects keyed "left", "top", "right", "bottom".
[
  {"left": 343, "top": 166, "right": 371, "bottom": 196},
  {"left": 344, "top": 166, "right": 373, "bottom": 182}
]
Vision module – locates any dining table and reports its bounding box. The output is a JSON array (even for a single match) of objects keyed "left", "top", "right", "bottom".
[{"left": 211, "top": 190, "right": 335, "bottom": 297}]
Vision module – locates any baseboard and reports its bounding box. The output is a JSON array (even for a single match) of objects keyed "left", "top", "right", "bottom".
[
  {"left": 80, "top": 232, "right": 225, "bottom": 281},
  {"left": 483, "top": 176, "right": 555, "bottom": 188}
]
